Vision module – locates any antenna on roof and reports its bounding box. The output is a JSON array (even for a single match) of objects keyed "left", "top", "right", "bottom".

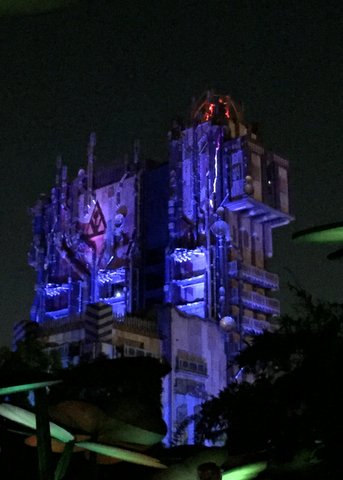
[
  {"left": 133, "top": 139, "right": 140, "bottom": 165},
  {"left": 86, "top": 132, "right": 96, "bottom": 208}
]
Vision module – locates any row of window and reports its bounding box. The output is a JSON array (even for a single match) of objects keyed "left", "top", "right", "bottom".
[{"left": 175, "top": 357, "right": 207, "bottom": 375}]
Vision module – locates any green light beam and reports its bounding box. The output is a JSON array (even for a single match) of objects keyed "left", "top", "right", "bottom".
[
  {"left": 0, "top": 380, "right": 61, "bottom": 396},
  {"left": 0, "top": 403, "right": 74, "bottom": 443},
  {"left": 76, "top": 441, "right": 167, "bottom": 469},
  {"left": 222, "top": 462, "right": 267, "bottom": 480},
  {"left": 293, "top": 223, "right": 343, "bottom": 244}
]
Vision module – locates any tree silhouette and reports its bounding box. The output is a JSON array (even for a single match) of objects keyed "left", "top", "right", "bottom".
[{"left": 196, "top": 287, "right": 343, "bottom": 477}]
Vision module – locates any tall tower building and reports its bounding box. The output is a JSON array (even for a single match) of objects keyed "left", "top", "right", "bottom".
[
  {"left": 166, "top": 91, "right": 291, "bottom": 349},
  {"left": 16, "top": 91, "right": 292, "bottom": 445},
  {"left": 161, "top": 91, "right": 292, "bottom": 443}
]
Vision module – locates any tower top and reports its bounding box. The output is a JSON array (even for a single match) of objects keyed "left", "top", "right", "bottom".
[{"left": 191, "top": 90, "right": 245, "bottom": 126}]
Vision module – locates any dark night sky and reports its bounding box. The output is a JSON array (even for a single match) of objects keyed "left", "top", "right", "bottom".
[{"left": 1, "top": 0, "right": 342, "bottom": 347}]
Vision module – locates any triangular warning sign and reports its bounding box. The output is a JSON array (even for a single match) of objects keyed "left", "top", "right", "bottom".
[{"left": 85, "top": 201, "right": 107, "bottom": 238}]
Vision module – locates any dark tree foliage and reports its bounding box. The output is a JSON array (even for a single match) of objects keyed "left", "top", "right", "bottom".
[
  {"left": 196, "top": 287, "right": 343, "bottom": 475},
  {"left": 0, "top": 345, "right": 171, "bottom": 479},
  {"left": 0, "top": 339, "right": 61, "bottom": 407},
  {"left": 50, "top": 356, "right": 171, "bottom": 435}
]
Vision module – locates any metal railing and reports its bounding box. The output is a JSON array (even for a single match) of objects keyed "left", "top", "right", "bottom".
[
  {"left": 231, "top": 288, "right": 280, "bottom": 315},
  {"left": 228, "top": 260, "right": 279, "bottom": 290},
  {"left": 241, "top": 316, "right": 271, "bottom": 334}
]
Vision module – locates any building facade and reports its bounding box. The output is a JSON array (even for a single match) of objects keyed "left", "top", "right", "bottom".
[{"left": 15, "top": 92, "right": 292, "bottom": 445}]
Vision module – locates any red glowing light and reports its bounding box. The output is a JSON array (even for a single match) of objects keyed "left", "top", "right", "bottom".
[
  {"left": 204, "top": 103, "right": 215, "bottom": 121},
  {"left": 193, "top": 93, "right": 233, "bottom": 124}
]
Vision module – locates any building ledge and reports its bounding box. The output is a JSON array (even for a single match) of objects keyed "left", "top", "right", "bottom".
[{"left": 223, "top": 196, "right": 293, "bottom": 227}]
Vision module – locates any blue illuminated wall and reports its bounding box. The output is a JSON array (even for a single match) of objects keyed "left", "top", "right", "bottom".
[
  {"left": 20, "top": 92, "right": 292, "bottom": 445},
  {"left": 161, "top": 92, "right": 292, "bottom": 443}
]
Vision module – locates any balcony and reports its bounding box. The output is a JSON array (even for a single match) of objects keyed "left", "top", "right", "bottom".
[
  {"left": 123, "top": 345, "right": 160, "bottom": 359},
  {"left": 223, "top": 196, "right": 293, "bottom": 228},
  {"left": 175, "top": 356, "right": 208, "bottom": 376},
  {"left": 45, "top": 308, "right": 69, "bottom": 320},
  {"left": 231, "top": 288, "right": 280, "bottom": 316},
  {"left": 170, "top": 248, "right": 207, "bottom": 280},
  {"left": 170, "top": 275, "right": 205, "bottom": 304},
  {"left": 98, "top": 268, "right": 126, "bottom": 286},
  {"left": 241, "top": 316, "right": 272, "bottom": 334},
  {"left": 228, "top": 261, "right": 279, "bottom": 290},
  {"left": 176, "top": 301, "right": 206, "bottom": 319},
  {"left": 45, "top": 283, "right": 69, "bottom": 298},
  {"left": 174, "top": 378, "right": 208, "bottom": 399},
  {"left": 113, "top": 316, "right": 160, "bottom": 337}
]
